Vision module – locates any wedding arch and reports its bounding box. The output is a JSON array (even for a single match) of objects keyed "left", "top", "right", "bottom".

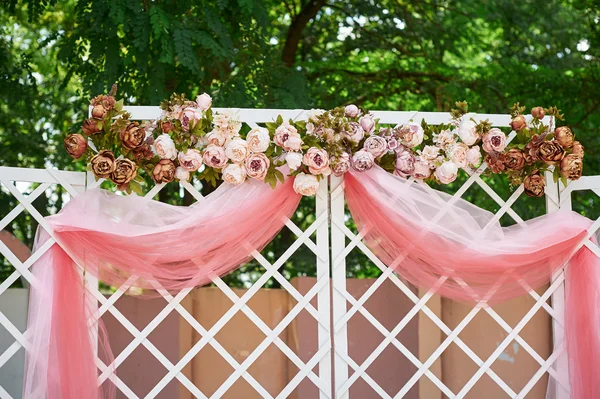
[{"left": 0, "top": 102, "right": 598, "bottom": 399}]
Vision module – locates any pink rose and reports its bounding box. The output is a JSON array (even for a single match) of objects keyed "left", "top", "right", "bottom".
[
  {"left": 180, "top": 107, "right": 203, "bottom": 130},
  {"left": 482, "top": 128, "right": 507, "bottom": 153},
  {"left": 331, "top": 152, "right": 351, "bottom": 176},
  {"left": 344, "top": 122, "right": 365, "bottom": 143},
  {"left": 351, "top": 150, "right": 374, "bottom": 172},
  {"left": 466, "top": 146, "right": 482, "bottom": 166},
  {"left": 293, "top": 173, "right": 320, "bottom": 196},
  {"left": 203, "top": 144, "right": 227, "bottom": 168},
  {"left": 395, "top": 151, "right": 415, "bottom": 178},
  {"left": 303, "top": 147, "right": 330, "bottom": 175},
  {"left": 245, "top": 153, "right": 270, "bottom": 180},
  {"left": 178, "top": 149, "right": 203, "bottom": 172},
  {"left": 359, "top": 114, "right": 375, "bottom": 134},
  {"left": 344, "top": 104, "right": 359, "bottom": 118},
  {"left": 222, "top": 163, "right": 247, "bottom": 185},
  {"left": 363, "top": 136, "right": 388, "bottom": 158},
  {"left": 412, "top": 159, "right": 432, "bottom": 179},
  {"left": 195, "top": 93, "right": 212, "bottom": 110},
  {"left": 434, "top": 161, "right": 459, "bottom": 184},
  {"left": 274, "top": 122, "right": 303, "bottom": 151},
  {"left": 447, "top": 143, "right": 468, "bottom": 168}
]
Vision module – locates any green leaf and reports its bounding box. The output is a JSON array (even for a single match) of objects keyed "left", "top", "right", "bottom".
[{"left": 129, "top": 180, "right": 144, "bottom": 196}]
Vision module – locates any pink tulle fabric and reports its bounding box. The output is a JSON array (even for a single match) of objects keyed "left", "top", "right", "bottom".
[
  {"left": 24, "top": 177, "right": 301, "bottom": 398},
  {"left": 23, "top": 166, "right": 600, "bottom": 398},
  {"left": 345, "top": 166, "right": 600, "bottom": 399}
]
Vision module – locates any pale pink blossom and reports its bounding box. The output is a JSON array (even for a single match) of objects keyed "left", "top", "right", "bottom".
[
  {"left": 180, "top": 107, "right": 203, "bottom": 130},
  {"left": 285, "top": 152, "right": 303, "bottom": 170},
  {"left": 447, "top": 142, "right": 469, "bottom": 168},
  {"left": 202, "top": 144, "right": 227, "bottom": 168},
  {"left": 206, "top": 130, "right": 228, "bottom": 146},
  {"left": 178, "top": 149, "right": 203, "bottom": 172},
  {"left": 344, "top": 104, "right": 360, "bottom": 118},
  {"left": 395, "top": 122, "right": 424, "bottom": 148},
  {"left": 195, "top": 93, "right": 212, "bottom": 110},
  {"left": 482, "top": 128, "right": 507, "bottom": 153},
  {"left": 303, "top": 147, "right": 330, "bottom": 175},
  {"left": 466, "top": 145, "right": 482, "bottom": 166},
  {"left": 332, "top": 153, "right": 351, "bottom": 176},
  {"left": 293, "top": 173, "right": 320, "bottom": 196},
  {"left": 344, "top": 122, "right": 365, "bottom": 143},
  {"left": 395, "top": 151, "right": 415, "bottom": 178},
  {"left": 434, "top": 129, "right": 456, "bottom": 147},
  {"left": 222, "top": 163, "right": 247, "bottom": 185},
  {"left": 359, "top": 114, "right": 375, "bottom": 134},
  {"left": 352, "top": 150, "right": 375, "bottom": 171},
  {"left": 274, "top": 122, "right": 303, "bottom": 151},
  {"left": 363, "top": 136, "right": 388, "bottom": 158},
  {"left": 419, "top": 145, "right": 440, "bottom": 162},
  {"left": 245, "top": 153, "right": 270, "bottom": 180},
  {"left": 175, "top": 167, "right": 190, "bottom": 181},
  {"left": 225, "top": 137, "right": 249, "bottom": 163},
  {"left": 434, "top": 161, "right": 459, "bottom": 184},
  {"left": 412, "top": 159, "right": 432, "bottom": 179},
  {"left": 153, "top": 134, "right": 178, "bottom": 160},
  {"left": 458, "top": 119, "right": 479, "bottom": 145},
  {"left": 246, "top": 127, "right": 270, "bottom": 153}
]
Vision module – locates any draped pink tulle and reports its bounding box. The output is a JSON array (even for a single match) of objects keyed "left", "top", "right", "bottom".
[
  {"left": 24, "top": 177, "right": 301, "bottom": 399},
  {"left": 23, "top": 166, "right": 600, "bottom": 398},
  {"left": 344, "top": 166, "right": 600, "bottom": 399}
]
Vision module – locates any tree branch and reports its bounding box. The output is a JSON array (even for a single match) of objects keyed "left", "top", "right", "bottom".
[{"left": 281, "top": 0, "right": 327, "bottom": 67}]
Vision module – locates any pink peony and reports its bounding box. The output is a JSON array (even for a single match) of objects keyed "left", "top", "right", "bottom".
[
  {"left": 178, "top": 149, "right": 203, "bottom": 172},
  {"left": 222, "top": 163, "right": 247, "bottom": 185},
  {"left": 245, "top": 153, "right": 270, "bottom": 180},
  {"left": 363, "top": 135, "right": 388, "bottom": 158},
  {"left": 434, "top": 161, "right": 459, "bottom": 184},
  {"left": 352, "top": 150, "right": 375, "bottom": 172},
  {"left": 458, "top": 120, "right": 478, "bottom": 145},
  {"left": 395, "top": 151, "right": 415, "bottom": 178},
  {"left": 466, "top": 145, "right": 482, "bottom": 166},
  {"left": 180, "top": 107, "right": 203, "bottom": 130},
  {"left": 293, "top": 173, "right": 320, "bottom": 196},
  {"left": 274, "top": 122, "right": 303, "bottom": 151},
  {"left": 344, "top": 122, "right": 365, "bottom": 143},
  {"left": 412, "top": 159, "right": 432, "bottom": 180},
  {"left": 225, "top": 137, "right": 249, "bottom": 163},
  {"left": 303, "top": 147, "right": 330, "bottom": 175},
  {"left": 195, "top": 93, "right": 212, "bottom": 110},
  {"left": 154, "top": 134, "right": 178, "bottom": 160},
  {"left": 331, "top": 152, "right": 351, "bottom": 176},
  {"left": 482, "top": 128, "right": 507, "bottom": 153},
  {"left": 202, "top": 144, "right": 228, "bottom": 168},
  {"left": 246, "top": 127, "right": 271, "bottom": 153},
  {"left": 285, "top": 152, "right": 303, "bottom": 170},
  {"left": 344, "top": 104, "right": 360, "bottom": 118},
  {"left": 447, "top": 143, "right": 469, "bottom": 168},
  {"left": 359, "top": 114, "right": 375, "bottom": 134}
]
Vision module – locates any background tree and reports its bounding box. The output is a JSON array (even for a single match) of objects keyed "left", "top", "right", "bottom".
[{"left": 1, "top": 0, "right": 598, "bottom": 286}]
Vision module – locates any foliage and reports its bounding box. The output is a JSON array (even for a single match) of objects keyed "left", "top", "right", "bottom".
[{"left": 1, "top": 0, "right": 600, "bottom": 288}]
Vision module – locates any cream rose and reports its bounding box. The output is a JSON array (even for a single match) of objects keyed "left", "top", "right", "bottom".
[
  {"left": 419, "top": 145, "right": 440, "bottom": 162},
  {"left": 178, "top": 149, "right": 203, "bottom": 172},
  {"left": 395, "top": 122, "right": 424, "bottom": 148},
  {"left": 482, "top": 128, "right": 507, "bottom": 153},
  {"left": 285, "top": 152, "right": 303, "bottom": 171},
  {"left": 222, "top": 163, "right": 247, "bottom": 185},
  {"left": 245, "top": 153, "right": 270, "bottom": 180},
  {"left": 293, "top": 173, "right": 320, "bottom": 196},
  {"left": 153, "top": 134, "right": 178, "bottom": 160},
  {"left": 246, "top": 127, "right": 270, "bottom": 153},
  {"left": 225, "top": 137, "right": 249, "bottom": 163},
  {"left": 202, "top": 144, "right": 228, "bottom": 168},
  {"left": 274, "top": 122, "right": 303, "bottom": 151},
  {"left": 434, "top": 129, "right": 456, "bottom": 147},
  {"left": 434, "top": 161, "right": 459, "bottom": 184},
  {"left": 206, "top": 129, "right": 228, "bottom": 146},
  {"left": 458, "top": 119, "right": 478, "bottom": 145},
  {"left": 363, "top": 136, "right": 388, "bottom": 158}
]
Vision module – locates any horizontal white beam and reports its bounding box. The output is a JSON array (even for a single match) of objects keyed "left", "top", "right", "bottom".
[{"left": 0, "top": 167, "right": 86, "bottom": 185}]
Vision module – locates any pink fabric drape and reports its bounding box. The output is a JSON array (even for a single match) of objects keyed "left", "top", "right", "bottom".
[
  {"left": 345, "top": 166, "right": 600, "bottom": 399},
  {"left": 23, "top": 167, "right": 599, "bottom": 398},
  {"left": 23, "top": 177, "right": 302, "bottom": 398}
]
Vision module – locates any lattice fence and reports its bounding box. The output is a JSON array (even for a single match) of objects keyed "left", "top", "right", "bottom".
[{"left": 0, "top": 108, "right": 588, "bottom": 399}]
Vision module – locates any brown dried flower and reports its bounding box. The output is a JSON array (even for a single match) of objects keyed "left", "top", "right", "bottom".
[
  {"left": 82, "top": 118, "right": 102, "bottom": 136},
  {"left": 536, "top": 140, "right": 565, "bottom": 164},
  {"left": 64, "top": 134, "right": 88, "bottom": 159},
  {"left": 554, "top": 126, "right": 574, "bottom": 149},
  {"left": 152, "top": 159, "right": 176, "bottom": 183},
  {"left": 110, "top": 159, "right": 137, "bottom": 189},
  {"left": 524, "top": 170, "right": 545, "bottom": 197},
  {"left": 503, "top": 148, "right": 525, "bottom": 170},
  {"left": 120, "top": 122, "right": 145, "bottom": 150},
  {"left": 560, "top": 154, "right": 583, "bottom": 181},
  {"left": 90, "top": 150, "right": 116, "bottom": 178}
]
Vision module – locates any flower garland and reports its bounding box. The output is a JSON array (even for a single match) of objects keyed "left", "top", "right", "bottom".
[{"left": 64, "top": 86, "right": 585, "bottom": 197}]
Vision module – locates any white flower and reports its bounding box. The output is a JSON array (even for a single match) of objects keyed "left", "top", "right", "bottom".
[
  {"left": 434, "top": 129, "right": 456, "bottom": 147},
  {"left": 196, "top": 93, "right": 212, "bottom": 110},
  {"left": 419, "top": 145, "right": 440, "bottom": 161},
  {"left": 222, "top": 163, "right": 247, "bottom": 185},
  {"left": 175, "top": 167, "right": 190, "bottom": 181},
  {"left": 434, "top": 161, "right": 459, "bottom": 184},
  {"left": 153, "top": 134, "right": 178, "bottom": 160},
  {"left": 466, "top": 145, "right": 482, "bottom": 166},
  {"left": 246, "top": 127, "right": 271, "bottom": 153},
  {"left": 225, "top": 137, "right": 249, "bottom": 163},
  {"left": 306, "top": 122, "right": 315, "bottom": 135},
  {"left": 214, "top": 110, "right": 242, "bottom": 136},
  {"left": 458, "top": 119, "right": 479, "bottom": 145},
  {"left": 285, "top": 152, "right": 303, "bottom": 170},
  {"left": 447, "top": 143, "right": 469, "bottom": 168},
  {"left": 293, "top": 173, "right": 320, "bottom": 196}
]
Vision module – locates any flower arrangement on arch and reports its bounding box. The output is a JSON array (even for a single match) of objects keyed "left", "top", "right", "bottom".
[{"left": 64, "top": 87, "right": 584, "bottom": 197}]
